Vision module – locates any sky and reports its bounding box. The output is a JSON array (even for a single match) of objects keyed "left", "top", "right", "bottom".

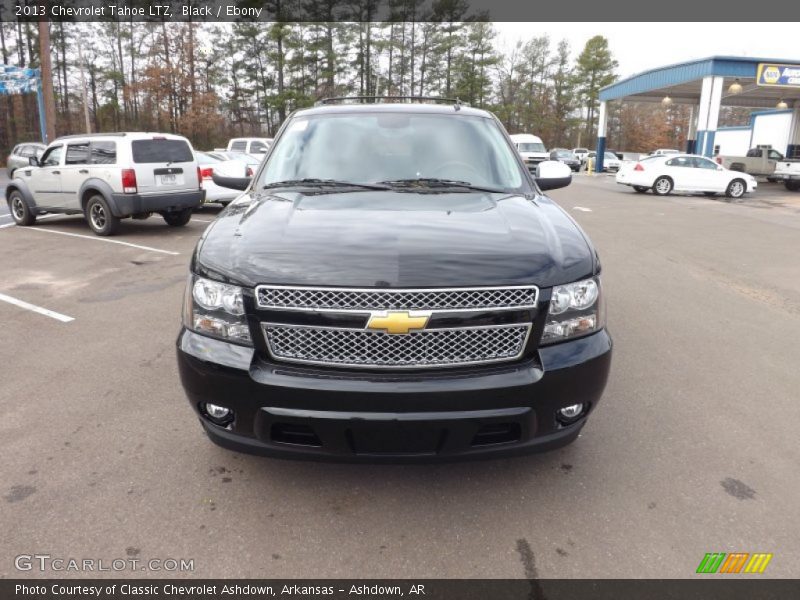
[{"left": 494, "top": 23, "right": 800, "bottom": 80}]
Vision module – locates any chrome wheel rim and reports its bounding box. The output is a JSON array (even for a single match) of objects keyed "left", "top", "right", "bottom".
[
  {"left": 731, "top": 182, "right": 744, "bottom": 197},
  {"left": 656, "top": 179, "right": 670, "bottom": 194},
  {"left": 11, "top": 197, "right": 25, "bottom": 220},
  {"left": 90, "top": 202, "right": 106, "bottom": 229}
]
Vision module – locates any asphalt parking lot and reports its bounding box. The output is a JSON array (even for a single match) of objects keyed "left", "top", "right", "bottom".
[{"left": 1, "top": 175, "right": 799, "bottom": 579}]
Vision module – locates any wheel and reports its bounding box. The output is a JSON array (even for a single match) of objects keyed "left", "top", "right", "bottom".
[
  {"left": 7, "top": 191, "right": 36, "bottom": 226},
  {"left": 703, "top": 192, "right": 717, "bottom": 197},
  {"left": 725, "top": 178, "right": 746, "bottom": 199},
  {"left": 652, "top": 176, "right": 673, "bottom": 196},
  {"left": 163, "top": 208, "right": 192, "bottom": 227},
  {"left": 633, "top": 186, "right": 648, "bottom": 193},
  {"left": 85, "top": 195, "right": 120, "bottom": 236},
  {"left": 785, "top": 180, "right": 800, "bottom": 192}
]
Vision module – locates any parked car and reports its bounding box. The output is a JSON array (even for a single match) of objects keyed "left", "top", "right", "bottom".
[
  {"left": 178, "top": 100, "right": 612, "bottom": 461},
  {"left": 227, "top": 137, "right": 272, "bottom": 154},
  {"left": 772, "top": 158, "right": 800, "bottom": 191},
  {"left": 510, "top": 133, "right": 549, "bottom": 171},
  {"left": 213, "top": 152, "right": 262, "bottom": 177},
  {"left": 572, "top": 147, "right": 590, "bottom": 163},
  {"left": 6, "top": 142, "right": 46, "bottom": 178},
  {"left": 715, "top": 146, "right": 784, "bottom": 179},
  {"left": 602, "top": 152, "right": 622, "bottom": 172},
  {"left": 5, "top": 133, "right": 203, "bottom": 235},
  {"left": 549, "top": 148, "right": 581, "bottom": 171},
  {"left": 196, "top": 151, "right": 242, "bottom": 206},
  {"left": 616, "top": 154, "right": 757, "bottom": 198}
]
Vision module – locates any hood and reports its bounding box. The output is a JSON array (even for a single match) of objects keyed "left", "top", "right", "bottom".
[{"left": 195, "top": 190, "right": 594, "bottom": 289}]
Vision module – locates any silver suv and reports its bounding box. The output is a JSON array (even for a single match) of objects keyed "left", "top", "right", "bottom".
[
  {"left": 5, "top": 132, "right": 204, "bottom": 235},
  {"left": 6, "top": 143, "right": 46, "bottom": 178}
]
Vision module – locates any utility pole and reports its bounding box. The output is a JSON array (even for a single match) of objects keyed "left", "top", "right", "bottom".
[
  {"left": 38, "top": 19, "right": 56, "bottom": 142},
  {"left": 77, "top": 34, "right": 92, "bottom": 133}
]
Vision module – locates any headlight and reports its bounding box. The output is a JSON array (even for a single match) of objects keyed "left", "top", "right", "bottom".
[
  {"left": 183, "top": 275, "right": 252, "bottom": 345},
  {"left": 541, "top": 276, "right": 604, "bottom": 344}
]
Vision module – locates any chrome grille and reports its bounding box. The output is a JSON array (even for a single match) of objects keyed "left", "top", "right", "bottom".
[
  {"left": 256, "top": 285, "right": 538, "bottom": 312},
  {"left": 263, "top": 323, "right": 531, "bottom": 369}
]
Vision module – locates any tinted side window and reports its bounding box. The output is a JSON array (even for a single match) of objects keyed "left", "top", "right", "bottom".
[
  {"left": 66, "top": 143, "right": 90, "bottom": 165},
  {"left": 131, "top": 139, "right": 193, "bottom": 163},
  {"left": 230, "top": 141, "right": 247, "bottom": 152},
  {"left": 768, "top": 150, "right": 784, "bottom": 160},
  {"left": 41, "top": 145, "right": 63, "bottom": 167},
  {"left": 693, "top": 157, "right": 718, "bottom": 170},
  {"left": 250, "top": 141, "right": 268, "bottom": 153},
  {"left": 90, "top": 141, "right": 117, "bottom": 164}
]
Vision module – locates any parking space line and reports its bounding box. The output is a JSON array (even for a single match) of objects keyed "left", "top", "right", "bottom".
[
  {"left": 573, "top": 206, "right": 593, "bottom": 212},
  {"left": 192, "top": 218, "right": 213, "bottom": 223},
  {"left": 0, "top": 214, "right": 65, "bottom": 229},
  {"left": 23, "top": 227, "right": 180, "bottom": 255},
  {"left": 0, "top": 292, "right": 75, "bottom": 322}
]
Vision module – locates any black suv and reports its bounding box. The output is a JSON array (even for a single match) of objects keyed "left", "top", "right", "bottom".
[{"left": 177, "top": 99, "right": 612, "bottom": 461}]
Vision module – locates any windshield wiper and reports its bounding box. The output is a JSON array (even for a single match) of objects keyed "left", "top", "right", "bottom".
[
  {"left": 377, "top": 178, "right": 507, "bottom": 193},
  {"left": 263, "top": 179, "right": 391, "bottom": 191}
]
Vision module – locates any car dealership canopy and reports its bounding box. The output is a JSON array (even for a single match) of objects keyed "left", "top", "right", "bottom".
[{"left": 594, "top": 56, "right": 800, "bottom": 171}]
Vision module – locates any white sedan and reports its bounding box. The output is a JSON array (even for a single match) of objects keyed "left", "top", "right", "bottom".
[{"left": 616, "top": 154, "right": 757, "bottom": 198}]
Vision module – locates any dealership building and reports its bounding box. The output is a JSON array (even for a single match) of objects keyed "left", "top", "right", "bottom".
[{"left": 595, "top": 56, "right": 800, "bottom": 171}]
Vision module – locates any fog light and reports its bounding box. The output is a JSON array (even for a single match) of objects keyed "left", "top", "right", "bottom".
[
  {"left": 203, "top": 402, "right": 233, "bottom": 425},
  {"left": 558, "top": 403, "right": 584, "bottom": 423}
]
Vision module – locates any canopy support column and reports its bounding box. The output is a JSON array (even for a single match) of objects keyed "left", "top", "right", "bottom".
[
  {"left": 595, "top": 101, "right": 608, "bottom": 173},
  {"left": 696, "top": 76, "right": 723, "bottom": 157}
]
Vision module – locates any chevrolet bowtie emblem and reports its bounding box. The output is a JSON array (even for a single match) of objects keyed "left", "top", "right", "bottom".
[{"left": 366, "top": 310, "right": 432, "bottom": 335}]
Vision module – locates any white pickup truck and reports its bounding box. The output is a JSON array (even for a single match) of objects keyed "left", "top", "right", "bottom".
[
  {"left": 715, "top": 147, "right": 784, "bottom": 179},
  {"left": 772, "top": 159, "right": 800, "bottom": 191}
]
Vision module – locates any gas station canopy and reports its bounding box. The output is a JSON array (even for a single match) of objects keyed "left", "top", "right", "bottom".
[{"left": 594, "top": 56, "right": 800, "bottom": 170}]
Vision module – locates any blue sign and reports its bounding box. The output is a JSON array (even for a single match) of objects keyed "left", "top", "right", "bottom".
[
  {"left": 757, "top": 63, "right": 800, "bottom": 88},
  {"left": 0, "top": 65, "right": 40, "bottom": 95}
]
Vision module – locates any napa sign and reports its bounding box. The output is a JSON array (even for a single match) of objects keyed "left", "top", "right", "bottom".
[{"left": 757, "top": 63, "right": 800, "bottom": 88}]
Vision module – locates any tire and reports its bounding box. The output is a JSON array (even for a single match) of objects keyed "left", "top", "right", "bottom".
[
  {"left": 633, "top": 186, "right": 648, "bottom": 193},
  {"left": 652, "top": 176, "right": 673, "bottom": 196},
  {"left": 7, "top": 191, "right": 36, "bottom": 226},
  {"left": 163, "top": 208, "right": 192, "bottom": 227},
  {"left": 725, "top": 178, "right": 746, "bottom": 199},
  {"left": 85, "top": 195, "right": 120, "bottom": 236},
  {"left": 785, "top": 181, "right": 800, "bottom": 192}
]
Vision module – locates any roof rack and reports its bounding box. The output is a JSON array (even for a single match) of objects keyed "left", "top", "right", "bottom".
[{"left": 315, "top": 96, "right": 469, "bottom": 107}]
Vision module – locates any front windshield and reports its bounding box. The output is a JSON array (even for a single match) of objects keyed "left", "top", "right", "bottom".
[
  {"left": 517, "top": 142, "right": 546, "bottom": 153},
  {"left": 261, "top": 112, "right": 524, "bottom": 191},
  {"left": 555, "top": 150, "right": 573, "bottom": 158},
  {"left": 604, "top": 152, "right": 617, "bottom": 160}
]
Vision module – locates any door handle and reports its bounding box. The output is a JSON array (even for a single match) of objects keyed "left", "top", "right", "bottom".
[
  {"left": 79, "top": 169, "right": 89, "bottom": 174},
  {"left": 52, "top": 170, "right": 60, "bottom": 174}
]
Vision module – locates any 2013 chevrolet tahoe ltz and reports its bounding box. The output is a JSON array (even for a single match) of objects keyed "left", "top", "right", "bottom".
[{"left": 176, "top": 99, "right": 612, "bottom": 461}]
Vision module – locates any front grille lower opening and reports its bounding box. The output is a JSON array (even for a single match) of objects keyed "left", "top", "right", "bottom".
[
  {"left": 270, "top": 423, "right": 322, "bottom": 447},
  {"left": 471, "top": 423, "right": 521, "bottom": 446}
]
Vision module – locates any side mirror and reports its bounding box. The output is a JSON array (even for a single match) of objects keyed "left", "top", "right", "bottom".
[
  {"left": 535, "top": 160, "right": 572, "bottom": 191},
  {"left": 212, "top": 173, "right": 251, "bottom": 191},
  {"left": 29, "top": 156, "right": 39, "bottom": 166}
]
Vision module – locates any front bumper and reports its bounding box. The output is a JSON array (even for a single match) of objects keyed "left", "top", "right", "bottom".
[
  {"left": 176, "top": 328, "right": 612, "bottom": 462},
  {"left": 110, "top": 189, "right": 205, "bottom": 217}
]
